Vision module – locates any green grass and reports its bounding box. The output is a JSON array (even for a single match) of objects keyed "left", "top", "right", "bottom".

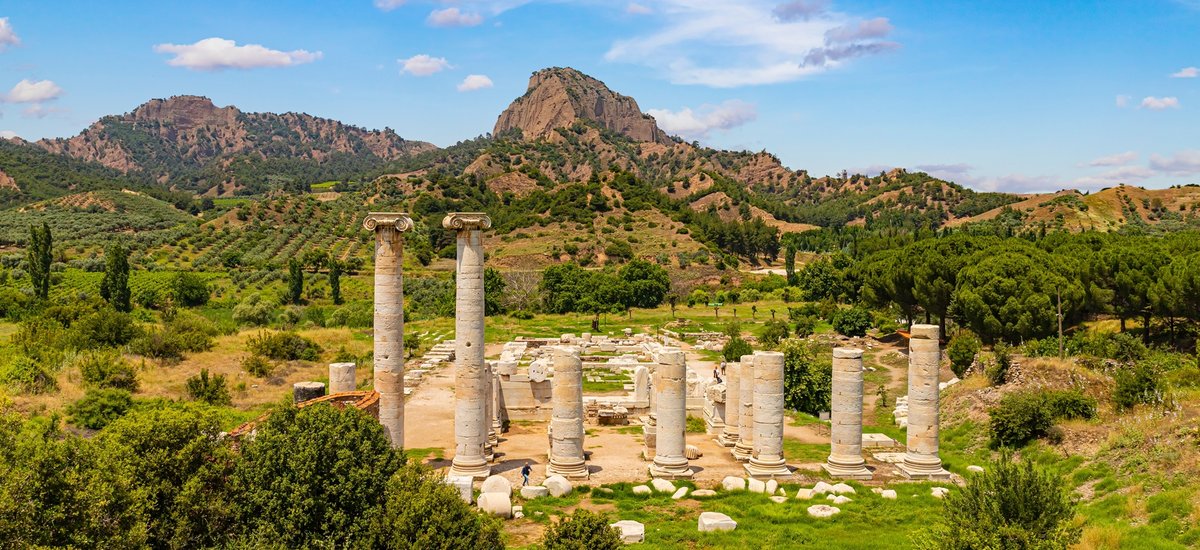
[
  {"left": 686, "top": 415, "right": 706, "bottom": 434},
  {"left": 783, "top": 438, "right": 829, "bottom": 463},
  {"left": 403, "top": 447, "right": 445, "bottom": 462}
]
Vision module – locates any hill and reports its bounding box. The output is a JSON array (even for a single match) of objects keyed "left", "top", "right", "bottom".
[{"left": 950, "top": 185, "right": 1200, "bottom": 232}]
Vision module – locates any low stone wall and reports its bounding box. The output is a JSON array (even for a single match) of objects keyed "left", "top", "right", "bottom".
[{"left": 227, "top": 390, "right": 381, "bottom": 449}]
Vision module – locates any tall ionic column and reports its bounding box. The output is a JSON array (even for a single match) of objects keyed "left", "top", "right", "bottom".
[
  {"left": 483, "top": 362, "right": 496, "bottom": 461},
  {"left": 898, "top": 324, "right": 951, "bottom": 480},
  {"left": 649, "top": 348, "right": 693, "bottom": 479},
  {"left": 824, "top": 348, "right": 872, "bottom": 479},
  {"left": 547, "top": 347, "right": 588, "bottom": 479},
  {"left": 363, "top": 213, "right": 413, "bottom": 448},
  {"left": 717, "top": 360, "right": 741, "bottom": 447},
  {"left": 491, "top": 368, "right": 503, "bottom": 439},
  {"left": 746, "top": 351, "right": 791, "bottom": 479},
  {"left": 446, "top": 212, "right": 492, "bottom": 480},
  {"left": 731, "top": 353, "right": 756, "bottom": 461}
]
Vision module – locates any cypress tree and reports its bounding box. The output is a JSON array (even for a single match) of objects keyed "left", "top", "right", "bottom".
[
  {"left": 100, "top": 243, "right": 132, "bottom": 312},
  {"left": 27, "top": 222, "right": 53, "bottom": 300},
  {"left": 287, "top": 258, "right": 304, "bottom": 305},
  {"left": 328, "top": 254, "right": 342, "bottom": 306}
]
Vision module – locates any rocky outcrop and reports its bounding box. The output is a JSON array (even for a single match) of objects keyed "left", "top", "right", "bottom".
[{"left": 494, "top": 67, "right": 670, "bottom": 144}]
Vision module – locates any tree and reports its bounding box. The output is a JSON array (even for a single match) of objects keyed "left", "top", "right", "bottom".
[
  {"left": 170, "top": 273, "right": 210, "bottom": 307},
  {"left": 618, "top": 258, "right": 670, "bottom": 309},
  {"left": 99, "top": 243, "right": 131, "bottom": 312},
  {"left": 540, "top": 509, "right": 622, "bottom": 550},
  {"left": 946, "top": 330, "right": 982, "bottom": 378},
  {"left": 286, "top": 258, "right": 304, "bottom": 305},
  {"left": 722, "top": 336, "right": 752, "bottom": 363},
  {"left": 1094, "top": 242, "right": 1166, "bottom": 342},
  {"left": 328, "top": 255, "right": 343, "bottom": 306},
  {"left": 831, "top": 307, "right": 872, "bottom": 337},
  {"left": 186, "top": 369, "right": 231, "bottom": 405},
  {"left": 27, "top": 222, "right": 52, "bottom": 300},
  {"left": 782, "top": 338, "right": 831, "bottom": 414},
  {"left": 921, "top": 453, "right": 1080, "bottom": 549},
  {"left": 379, "top": 463, "right": 504, "bottom": 549},
  {"left": 760, "top": 320, "right": 791, "bottom": 348},
  {"left": 483, "top": 267, "right": 506, "bottom": 316},
  {"left": 953, "top": 245, "right": 1084, "bottom": 344},
  {"left": 231, "top": 403, "right": 403, "bottom": 547}
]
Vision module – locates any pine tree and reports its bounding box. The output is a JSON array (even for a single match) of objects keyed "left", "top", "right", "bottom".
[
  {"left": 27, "top": 222, "right": 53, "bottom": 300},
  {"left": 100, "top": 243, "right": 132, "bottom": 312}
]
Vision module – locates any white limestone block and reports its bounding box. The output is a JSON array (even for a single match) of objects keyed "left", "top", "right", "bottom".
[
  {"left": 722, "top": 476, "right": 746, "bottom": 491},
  {"left": 967, "top": 465, "right": 985, "bottom": 473},
  {"left": 692, "top": 489, "right": 718, "bottom": 497},
  {"left": 520, "top": 485, "right": 549, "bottom": 499},
  {"left": 795, "top": 488, "right": 814, "bottom": 500},
  {"left": 880, "top": 489, "right": 897, "bottom": 500},
  {"left": 807, "top": 504, "right": 841, "bottom": 518},
  {"left": 827, "top": 495, "right": 852, "bottom": 504},
  {"left": 480, "top": 475, "right": 512, "bottom": 497},
  {"left": 543, "top": 475, "right": 573, "bottom": 498},
  {"left": 632, "top": 485, "right": 652, "bottom": 495},
  {"left": 697, "top": 512, "right": 737, "bottom": 532},
  {"left": 831, "top": 483, "right": 856, "bottom": 495},
  {"left": 811, "top": 481, "right": 835, "bottom": 495},
  {"left": 672, "top": 487, "right": 689, "bottom": 500},
  {"left": 512, "top": 505, "right": 524, "bottom": 519},
  {"left": 651, "top": 478, "right": 677, "bottom": 493},
  {"left": 444, "top": 476, "right": 474, "bottom": 504},
  {"left": 931, "top": 487, "right": 950, "bottom": 499},
  {"left": 610, "top": 520, "right": 645, "bottom": 544},
  {"left": 477, "top": 492, "right": 512, "bottom": 518},
  {"left": 765, "top": 479, "right": 779, "bottom": 495},
  {"left": 769, "top": 496, "right": 788, "bottom": 504}
]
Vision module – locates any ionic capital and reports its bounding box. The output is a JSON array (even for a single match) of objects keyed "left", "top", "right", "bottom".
[
  {"left": 363, "top": 212, "right": 414, "bottom": 233},
  {"left": 442, "top": 212, "right": 492, "bottom": 231}
]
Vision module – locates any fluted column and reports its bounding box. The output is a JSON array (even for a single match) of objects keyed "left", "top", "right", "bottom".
[
  {"left": 446, "top": 212, "right": 492, "bottom": 480},
  {"left": 731, "top": 353, "right": 756, "bottom": 461},
  {"left": 547, "top": 347, "right": 588, "bottom": 478},
  {"left": 363, "top": 212, "right": 413, "bottom": 448},
  {"left": 898, "top": 324, "right": 950, "bottom": 480},
  {"left": 824, "top": 348, "right": 871, "bottom": 479},
  {"left": 649, "top": 348, "right": 693, "bottom": 479},
  {"left": 717, "top": 360, "right": 741, "bottom": 447},
  {"left": 483, "top": 362, "right": 496, "bottom": 461},
  {"left": 746, "top": 351, "right": 790, "bottom": 478},
  {"left": 491, "top": 367, "right": 503, "bottom": 439}
]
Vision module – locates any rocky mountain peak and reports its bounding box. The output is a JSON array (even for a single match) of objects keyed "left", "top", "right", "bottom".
[
  {"left": 127, "top": 95, "right": 241, "bottom": 131},
  {"left": 494, "top": 67, "right": 670, "bottom": 144}
]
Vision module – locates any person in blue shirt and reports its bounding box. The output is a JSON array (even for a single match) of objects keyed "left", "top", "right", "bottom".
[{"left": 521, "top": 462, "right": 532, "bottom": 486}]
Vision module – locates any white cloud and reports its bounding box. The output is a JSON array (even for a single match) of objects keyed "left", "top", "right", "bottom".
[
  {"left": 605, "top": 1, "right": 898, "bottom": 87},
  {"left": 913, "top": 163, "right": 975, "bottom": 184},
  {"left": 0, "top": 130, "right": 17, "bottom": 139},
  {"left": 0, "top": 18, "right": 19, "bottom": 51},
  {"left": 976, "top": 174, "right": 1059, "bottom": 193},
  {"left": 1087, "top": 151, "right": 1138, "bottom": 167},
  {"left": 3, "top": 79, "right": 62, "bottom": 103},
  {"left": 1171, "top": 66, "right": 1198, "bottom": 78},
  {"left": 626, "top": 2, "right": 653, "bottom": 15},
  {"left": 647, "top": 99, "right": 757, "bottom": 140},
  {"left": 427, "top": 7, "right": 484, "bottom": 27},
  {"left": 1149, "top": 150, "right": 1200, "bottom": 175},
  {"left": 399, "top": 54, "right": 451, "bottom": 76},
  {"left": 1073, "top": 165, "right": 1156, "bottom": 189},
  {"left": 1140, "top": 96, "right": 1180, "bottom": 110},
  {"left": 374, "top": 0, "right": 406, "bottom": 11},
  {"left": 1115, "top": 94, "right": 1130, "bottom": 108},
  {"left": 153, "top": 37, "right": 322, "bottom": 70},
  {"left": 457, "top": 74, "right": 494, "bottom": 91},
  {"left": 21, "top": 104, "right": 67, "bottom": 118}
]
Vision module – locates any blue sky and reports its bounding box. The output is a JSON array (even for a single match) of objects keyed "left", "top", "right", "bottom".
[{"left": 0, "top": 0, "right": 1196, "bottom": 193}]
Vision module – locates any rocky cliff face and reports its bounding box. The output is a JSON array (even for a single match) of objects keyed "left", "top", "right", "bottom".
[
  {"left": 494, "top": 67, "right": 670, "bottom": 144},
  {"left": 38, "top": 95, "right": 436, "bottom": 175}
]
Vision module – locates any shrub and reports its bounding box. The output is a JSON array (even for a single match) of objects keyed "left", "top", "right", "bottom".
[
  {"left": 66, "top": 308, "right": 142, "bottom": 350},
  {"left": 379, "top": 463, "right": 503, "bottom": 549},
  {"left": 831, "top": 307, "right": 872, "bottom": 337},
  {"left": 130, "top": 329, "right": 187, "bottom": 362},
  {"left": 759, "top": 320, "right": 790, "bottom": 348},
  {"left": 241, "top": 355, "right": 274, "bottom": 377},
  {"left": 722, "top": 336, "right": 752, "bottom": 363},
  {"left": 233, "top": 294, "right": 277, "bottom": 327},
  {"left": 1073, "top": 331, "right": 1147, "bottom": 362},
  {"left": 1043, "top": 390, "right": 1097, "bottom": 420},
  {"left": 171, "top": 273, "right": 210, "bottom": 307},
  {"left": 947, "top": 330, "right": 982, "bottom": 378},
  {"left": 167, "top": 311, "right": 220, "bottom": 352},
  {"left": 77, "top": 350, "right": 139, "bottom": 391},
  {"left": 67, "top": 388, "right": 134, "bottom": 429},
  {"left": 989, "top": 390, "right": 1096, "bottom": 448},
  {"left": 988, "top": 342, "right": 1013, "bottom": 385},
  {"left": 1113, "top": 361, "right": 1162, "bottom": 410},
  {"left": 686, "top": 415, "right": 706, "bottom": 433},
  {"left": 247, "top": 331, "right": 322, "bottom": 362},
  {"left": 782, "top": 338, "right": 831, "bottom": 415},
  {"left": 922, "top": 453, "right": 1081, "bottom": 549},
  {"left": 1, "top": 355, "right": 58, "bottom": 394},
  {"left": 186, "top": 369, "right": 231, "bottom": 406},
  {"left": 793, "top": 315, "right": 817, "bottom": 338},
  {"left": 540, "top": 509, "right": 622, "bottom": 550}
]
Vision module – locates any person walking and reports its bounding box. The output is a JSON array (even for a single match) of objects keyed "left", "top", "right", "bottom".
[{"left": 521, "top": 462, "right": 532, "bottom": 486}]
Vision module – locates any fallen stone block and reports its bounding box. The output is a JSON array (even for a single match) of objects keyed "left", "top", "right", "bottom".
[
  {"left": 651, "top": 478, "right": 677, "bottom": 493},
  {"left": 881, "top": 489, "right": 897, "bottom": 500},
  {"left": 722, "top": 476, "right": 746, "bottom": 491},
  {"left": 692, "top": 489, "right": 718, "bottom": 497},
  {"left": 967, "top": 465, "right": 985, "bottom": 473},
  {"left": 811, "top": 481, "right": 835, "bottom": 495},
  {"left": 610, "top": 520, "right": 645, "bottom": 544},
  {"left": 931, "top": 487, "right": 950, "bottom": 499},
  {"left": 632, "top": 485, "right": 652, "bottom": 495},
  {"left": 795, "top": 488, "right": 814, "bottom": 500},
  {"left": 512, "top": 505, "right": 524, "bottom": 519},
  {"left": 480, "top": 475, "right": 512, "bottom": 497},
  {"left": 827, "top": 495, "right": 852, "bottom": 504},
  {"left": 769, "top": 496, "right": 788, "bottom": 504},
  {"left": 697, "top": 512, "right": 737, "bottom": 532},
  {"left": 747, "top": 478, "right": 767, "bottom": 494},
  {"left": 831, "top": 482, "right": 856, "bottom": 495},
  {"left": 765, "top": 479, "right": 779, "bottom": 495},
  {"left": 672, "top": 487, "right": 689, "bottom": 500},
  {"left": 543, "top": 475, "right": 573, "bottom": 497},
  {"left": 520, "top": 486, "right": 549, "bottom": 499},
  {"left": 477, "top": 492, "right": 512, "bottom": 518},
  {"left": 444, "top": 476, "right": 474, "bottom": 504},
  {"left": 685, "top": 445, "right": 703, "bottom": 459},
  {"left": 807, "top": 504, "right": 841, "bottom": 518}
]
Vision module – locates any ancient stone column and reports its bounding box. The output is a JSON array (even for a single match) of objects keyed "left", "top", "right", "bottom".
[
  {"left": 649, "top": 348, "right": 693, "bottom": 479},
  {"left": 718, "top": 360, "right": 741, "bottom": 447},
  {"left": 363, "top": 212, "right": 413, "bottom": 448},
  {"left": 547, "top": 347, "right": 588, "bottom": 479},
  {"left": 746, "top": 351, "right": 790, "bottom": 478},
  {"left": 491, "top": 369, "right": 503, "bottom": 437},
  {"left": 293, "top": 381, "right": 325, "bottom": 403},
  {"left": 824, "top": 348, "right": 872, "bottom": 479},
  {"left": 328, "top": 362, "right": 356, "bottom": 394},
  {"left": 445, "top": 212, "right": 492, "bottom": 480},
  {"left": 483, "top": 363, "right": 496, "bottom": 461},
  {"left": 898, "top": 324, "right": 951, "bottom": 480},
  {"left": 633, "top": 366, "right": 649, "bottom": 406},
  {"left": 731, "top": 353, "right": 756, "bottom": 461}
]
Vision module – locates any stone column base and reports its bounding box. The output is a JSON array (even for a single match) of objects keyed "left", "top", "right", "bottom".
[
  {"left": 745, "top": 458, "right": 792, "bottom": 479},
  {"left": 648, "top": 463, "right": 694, "bottom": 480},
  {"left": 731, "top": 442, "right": 753, "bottom": 462},
  {"left": 822, "top": 462, "right": 873, "bottom": 480},
  {"left": 716, "top": 430, "right": 739, "bottom": 448},
  {"left": 448, "top": 458, "right": 491, "bottom": 480},
  {"left": 896, "top": 462, "right": 951, "bottom": 480},
  {"left": 547, "top": 459, "right": 589, "bottom": 480}
]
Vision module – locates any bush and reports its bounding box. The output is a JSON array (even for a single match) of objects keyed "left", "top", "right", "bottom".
[
  {"left": 241, "top": 355, "right": 274, "bottom": 377},
  {"left": 793, "top": 315, "right": 817, "bottom": 338},
  {"left": 233, "top": 294, "right": 277, "bottom": 327},
  {"left": 988, "top": 342, "right": 1013, "bottom": 385},
  {"left": 1113, "top": 361, "right": 1162, "bottom": 410},
  {"left": 77, "top": 350, "right": 139, "bottom": 391},
  {"left": 130, "top": 329, "right": 187, "bottom": 362},
  {"left": 782, "top": 338, "right": 831, "bottom": 415},
  {"left": 66, "top": 308, "right": 142, "bottom": 350},
  {"left": 186, "top": 369, "right": 231, "bottom": 406},
  {"left": 540, "top": 509, "right": 622, "bottom": 550},
  {"left": 67, "top": 388, "right": 134, "bottom": 429},
  {"left": 1073, "top": 331, "right": 1147, "bottom": 362},
  {"left": 722, "top": 336, "right": 752, "bottom": 363},
  {"left": 166, "top": 311, "right": 221, "bottom": 351},
  {"left": 989, "top": 390, "right": 1096, "bottom": 448},
  {"left": 947, "top": 330, "right": 982, "bottom": 378},
  {"left": 759, "top": 320, "right": 790, "bottom": 348},
  {"left": 922, "top": 453, "right": 1081, "bottom": 549},
  {"left": 247, "top": 331, "right": 322, "bottom": 362},
  {"left": 171, "top": 273, "right": 210, "bottom": 307},
  {"left": 831, "top": 307, "right": 872, "bottom": 337},
  {"left": 379, "top": 463, "right": 503, "bottom": 549},
  {"left": 1, "top": 355, "right": 58, "bottom": 394}
]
